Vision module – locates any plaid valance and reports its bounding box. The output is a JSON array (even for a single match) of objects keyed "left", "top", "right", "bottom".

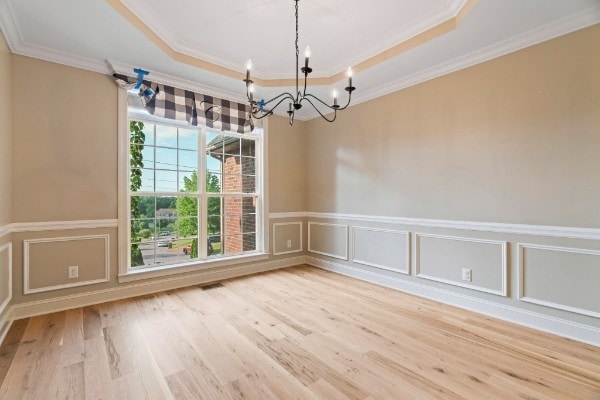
[{"left": 114, "top": 74, "right": 254, "bottom": 134}]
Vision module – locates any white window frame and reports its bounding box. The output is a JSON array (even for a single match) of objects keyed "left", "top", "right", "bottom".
[{"left": 117, "top": 89, "right": 269, "bottom": 282}]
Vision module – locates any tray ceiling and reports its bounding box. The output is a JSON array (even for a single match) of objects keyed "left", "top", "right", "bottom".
[{"left": 0, "top": 0, "right": 598, "bottom": 120}]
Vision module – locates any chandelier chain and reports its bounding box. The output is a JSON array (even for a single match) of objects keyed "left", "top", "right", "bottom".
[
  {"left": 243, "top": 0, "right": 355, "bottom": 126},
  {"left": 295, "top": 0, "right": 299, "bottom": 99}
]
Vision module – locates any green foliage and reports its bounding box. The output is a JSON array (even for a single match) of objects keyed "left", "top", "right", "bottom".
[
  {"left": 190, "top": 238, "right": 198, "bottom": 258},
  {"left": 139, "top": 229, "right": 152, "bottom": 239},
  {"left": 176, "top": 171, "right": 220, "bottom": 258},
  {"left": 129, "top": 120, "right": 146, "bottom": 267},
  {"left": 176, "top": 171, "right": 199, "bottom": 240}
]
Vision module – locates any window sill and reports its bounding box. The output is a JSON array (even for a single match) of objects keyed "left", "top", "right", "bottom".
[{"left": 118, "top": 252, "right": 270, "bottom": 283}]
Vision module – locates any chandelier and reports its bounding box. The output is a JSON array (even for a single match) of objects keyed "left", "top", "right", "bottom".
[{"left": 243, "top": 0, "right": 355, "bottom": 126}]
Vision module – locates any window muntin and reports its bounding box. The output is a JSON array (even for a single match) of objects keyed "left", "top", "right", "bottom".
[{"left": 128, "top": 117, "right": 261, "bottom": 269}]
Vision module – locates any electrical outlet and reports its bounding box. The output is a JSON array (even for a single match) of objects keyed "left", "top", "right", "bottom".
[
  {"left": 68, "top": 265, "right": 79, "bottom": 279},
  {"left": 461, "top": 268, "right": 472, "bottom": 282},
  {"left": 287, "top": 240, "right": 292, "bottom": 248}
]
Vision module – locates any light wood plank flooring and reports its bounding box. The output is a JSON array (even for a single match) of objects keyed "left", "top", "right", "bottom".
[{"left": 1, "top": 265, "right": 599, "bottom": 399}]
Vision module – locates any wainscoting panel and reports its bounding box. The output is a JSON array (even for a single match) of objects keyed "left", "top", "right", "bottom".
[
  {"left": 273, "top": 222, "right": 303, "bottom": 255},
  {"left": 0, "top": 242, "right": 12, "bottom": 315},
  {"left": 519, "top": 244, "right": 600, "bottom": 318},
  {"left": 24, "top": 234, "right": 110, "bottom": 294},
  {"left": 415, "top": 233, "right": 507, "bottom": 296},
  {"left": 308, "top": 222, "right": 348, "bottom": 260},
  {"left": 352, "top": 227, "right": 410, "bottom": 274}
]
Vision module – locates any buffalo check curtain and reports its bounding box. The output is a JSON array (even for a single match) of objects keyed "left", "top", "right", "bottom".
[{"left": 114, "top": 74, "right": 254, "bottom": 133}]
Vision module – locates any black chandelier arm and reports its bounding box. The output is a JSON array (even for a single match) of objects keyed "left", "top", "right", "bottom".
[
  {"left": 303, "top": 93, "right": 335, "bottom": 110},
  {"left": 303, "top": 89, "right": 354, "bottom": 112},
  {"left": 250, "top": 109, "right": 272, "bottom": 120},
  {"left": 336, "top": 90, "right": 354, "bottom": 110},
  {"left": 250, "top": 94, "right": 295, "bottom": 120},
  {"left": 248, "top": 91, "right": 295, "bottom": 107},
  {"left": 302, "top": 97, "right": 337, "bottom": 123}
]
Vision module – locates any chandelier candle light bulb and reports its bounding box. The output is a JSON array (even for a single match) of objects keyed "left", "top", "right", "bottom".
[
  {"left": 347, "top": 67, "right": 353, "bottom": 88},
  {"left": 243, "top": 0, "right": 355, "bottom": 126},
  {"left": 304, "top": 46, "right": 310, "bottom": 69},
  {"left": 246, "top": 59, "right": 252, "bottom": 82}
]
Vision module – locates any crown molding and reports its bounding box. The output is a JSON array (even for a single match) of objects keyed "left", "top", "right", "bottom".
[
  {"left": 270, "top": 211, "right": 600, "bottom": 241},
  {"left": 0, "top": 0, "right": 21, "bottom": 51},
  {"left": 301, "top": 6, "right": 600, "bottom": 121},
  {"left": 116, "top": 0, "right": 470, "bottom": 80},
  {"left": 1, "top": 0, "right": 598, "bottom": 122},
  {"left": 322, "top": 0, "right": 469, "bottom": 77}
]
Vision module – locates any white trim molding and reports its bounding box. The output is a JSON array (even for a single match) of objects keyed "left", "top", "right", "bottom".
[
  {"left": 0, "top": 242, "right": 12, "bottom": 316},
  {"left": 6, "top": 219, "right": 118, "bottom": 234},
  {"left": 306, "top": 256, "right": 600, "bottom": 347},
  {"left": 351, "top": 227, "right": 410, "bottom": 275},
  {"left": 268, "top": 211, "right": 600, "bottom": 241},
  {"left": 0, "top": 224, "right": 10, "bottom": 239},
  {"left": 415, "top": 233, "right": 508, "bottom": 297},
  {"left": 0, "top": 306, "right": 12, "bottom": 347},
  {"left": 272, "top": 222, "right": 303, "bottom": 256},
  {"left": 23, "top": 234, "right": 110, "bottom": 295},
  {"left": 269, "top": 212, "right": 306, "bottom": 220},
  {"left": 518, "top": 243, "right": 600, "bottom": 319},
  {"left": 11, "top": 255, "right": 305, "bottom": 321},
  {"left": 301, "top": 5, "right": 600, "bottom": 121},
  {"left": 308, "top": 222, "right": 349, "bottom": 261}
]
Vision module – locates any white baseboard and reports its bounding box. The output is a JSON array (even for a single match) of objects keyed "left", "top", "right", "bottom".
[
  {"left": 2, "top": 253, "right": 598, "bottom": 348},
  {"left": 9, "top": 256, "right": 304, "bottom": 321},
  {"left": 305, "top": 256, "right": 600, "bottom": 347}
]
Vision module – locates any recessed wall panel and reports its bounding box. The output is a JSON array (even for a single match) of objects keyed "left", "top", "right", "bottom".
[
  {"left": 273, "top": 222, "right": 303, "bottom": 255},
  {"left": 416, "top": 234, "right": 507, "bottom": 296},
  {"left": 308, "top": 222, "right": 348, "bottom": 260},
  {"left": 25, "top": 235, "right": 109, "bottom": 294},
  {"left": 352, "top": 227, "right": 409, "bottom": 274},
  {"left": 519, "top": 244, "right": 600, "bottom": 318}
]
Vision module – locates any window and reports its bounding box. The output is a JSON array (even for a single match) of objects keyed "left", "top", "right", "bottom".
[{"left": 125, "top": 112, "right": 263, "bottom": 271}]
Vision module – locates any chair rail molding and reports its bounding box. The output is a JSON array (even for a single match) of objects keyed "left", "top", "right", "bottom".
[{"left": 268, "top": 212, "right": 600, "bottom": 240}]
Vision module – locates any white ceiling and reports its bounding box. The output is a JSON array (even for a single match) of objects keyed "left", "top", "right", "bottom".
[{"left": 1, "top": 0, "right": 599, "bottom": 120}]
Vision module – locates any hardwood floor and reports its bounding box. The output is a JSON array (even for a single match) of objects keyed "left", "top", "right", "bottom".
[{"left": 1, "top": 265, "right": 599, "bottom": 399}]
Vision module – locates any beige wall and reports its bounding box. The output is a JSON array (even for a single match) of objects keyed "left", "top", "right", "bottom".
[
  {"left": 6, "top": 57, "right": 306, "bottom": 307},
  {"left": 305, "top": 25, "right": 600, "bottom": 228},
  {"left": 268, "top": 116, "right": 306, "bottom": 212},
  {"left": 3, "top": 25, "right": 599, "bottom": 342},
  {"left": 0, "top": 31, "right": 13, "bottom": 334},
  {"left": 12, "top": 56, "right": 118, "bottom": 222},
  {"left": 0, "top": 31, "right": 12, "bottom": 227}
]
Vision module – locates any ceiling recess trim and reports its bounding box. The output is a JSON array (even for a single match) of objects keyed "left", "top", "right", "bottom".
[
  {"left": 107, "top": 0, "right": 478, "bottom": 87},
  {"left": 299, "top": 6, "right": 600, "bottom": 121}
]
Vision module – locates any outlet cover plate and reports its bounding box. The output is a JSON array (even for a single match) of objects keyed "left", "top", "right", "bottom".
[{"left": 461, "top": 268, "right": 472, "bottom": 282}]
